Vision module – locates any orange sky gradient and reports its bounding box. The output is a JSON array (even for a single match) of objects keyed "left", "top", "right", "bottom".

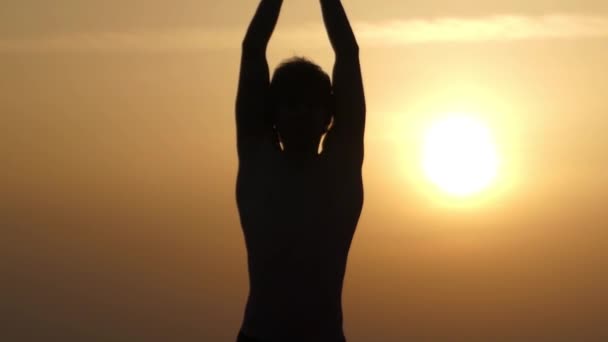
[{"left": 2, "top": 1, "right": 608, "bottom": 341}]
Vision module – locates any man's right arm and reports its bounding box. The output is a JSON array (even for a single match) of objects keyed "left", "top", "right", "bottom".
[{"left": 236, "top": 0, "right": 283, "bottom": 160}]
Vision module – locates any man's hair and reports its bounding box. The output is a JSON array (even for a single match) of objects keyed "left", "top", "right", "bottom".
[{"left": 269, "top": 57, "right": 333, "bottom": 126}]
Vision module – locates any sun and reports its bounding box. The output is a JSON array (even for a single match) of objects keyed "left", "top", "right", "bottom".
[{"left": 421, "top": 114, "right": 499, "bottom": 197}]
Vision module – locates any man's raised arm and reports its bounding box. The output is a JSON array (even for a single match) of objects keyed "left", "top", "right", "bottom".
[
  {"left": 236, "top": 0, "right": 283, "bottom": 158},
  {"left": 320, "top": 0, "right": 366, "bottom": 165},
  {"left": 320, "top": 0, "right": 359, "bottom": 56}
]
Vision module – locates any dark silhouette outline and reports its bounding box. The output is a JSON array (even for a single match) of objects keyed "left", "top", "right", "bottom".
[{"left": 235, "top": 0, "right": 365, "bottom": 341}]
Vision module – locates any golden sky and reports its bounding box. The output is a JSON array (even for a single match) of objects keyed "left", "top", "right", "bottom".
[{"left": 2, "top": 0, "right": 608, "bottom": 341}]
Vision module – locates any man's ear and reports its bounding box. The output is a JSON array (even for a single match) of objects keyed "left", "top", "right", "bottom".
[
  {"left": 325, "top": 93, "right": 336, "bottom": 130},
  {"left": 272, "top": 125, "right": 283, "bottom": 151},
  {"left": 324, "top": 115, "right": 334, "bottom": 133}
]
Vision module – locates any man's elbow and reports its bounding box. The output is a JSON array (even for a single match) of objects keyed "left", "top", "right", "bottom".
[
  {"left": 241, "top": 38, "right": 257, "bottom": 53},
  {"left": 347, "top": 42, "right": 360, "bottom": 55},
  {"left": 241, "top": 34, "right": 267, "bottom": 55},
  {"left": 335, "top": 41, "right": 359, "bottom": 57}
]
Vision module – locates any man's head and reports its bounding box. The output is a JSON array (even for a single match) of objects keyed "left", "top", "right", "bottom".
[{"left": 269, "top": 57, "right": 333, "bottom": 153}]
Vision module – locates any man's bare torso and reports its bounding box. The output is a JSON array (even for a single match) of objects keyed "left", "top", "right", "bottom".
[{"left": 237, "top": 146, "right": 363, "bottom": 341}]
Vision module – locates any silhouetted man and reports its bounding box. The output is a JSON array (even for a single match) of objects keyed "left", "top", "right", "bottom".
[{"left": 235, "top": 1, "right": 365, "bottom": 341}]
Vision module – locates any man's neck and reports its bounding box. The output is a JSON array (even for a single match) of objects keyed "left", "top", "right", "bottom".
[{"left": 282, "top": 143, "right": 321, "bottom": 166}]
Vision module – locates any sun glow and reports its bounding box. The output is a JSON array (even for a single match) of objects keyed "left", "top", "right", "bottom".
[{"left": 422, "top": 114, "right": 499, "bottom": 197}]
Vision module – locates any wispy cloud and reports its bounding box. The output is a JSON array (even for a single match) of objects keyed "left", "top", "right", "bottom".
[
  {"left": 0, "top": 29, "right": 241, "bottom": 52},
  {"left": 357, "top": 14, "right": 608, "bottom": 45},
  {"left": 1, "top": 14, "right": 608, "bottom": 51}
]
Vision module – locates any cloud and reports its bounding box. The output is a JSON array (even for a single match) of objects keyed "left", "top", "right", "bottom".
[
  {"left": 1, "top": 14, "right": 608, "bottom": 51},
  {"left": 0, "top": 29, "right": 241, "bottom": 52},
  {"left": 356, "top": 14, "right": 608, "bottom": 45}
]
